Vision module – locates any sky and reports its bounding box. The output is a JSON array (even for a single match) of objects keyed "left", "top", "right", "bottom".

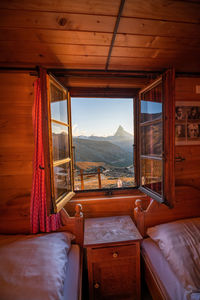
[
  {"left": 71, "top": 98, "right": 134, "bottom": 137},
  {"left": 141, "top": 100, "right": 162, "bottom": 114}
]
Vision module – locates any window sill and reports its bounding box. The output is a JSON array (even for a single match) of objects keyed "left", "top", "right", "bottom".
[{"left": 64, "top": 189, "right": 149, "bottom": 218}]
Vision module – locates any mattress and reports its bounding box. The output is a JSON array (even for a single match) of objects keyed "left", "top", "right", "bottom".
[
  {"left": 141, "top": 238, "right": 185, "bottom": 300},
  {"left": 63, "top": 244, "right": 81, "bottom": 300}
]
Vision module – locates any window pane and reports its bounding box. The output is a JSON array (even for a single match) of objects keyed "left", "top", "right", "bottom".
[
  {"left": 52, "top": 123, "right": 69, "bottom": 161},
  {"left": 54, "top": 162, "right": 71, "bottom": 200},
  {"left": 50, "top": 82, "right": 65, "bottom": 101},
  {"left": 141, "top": 122, "right": 162, "bottom": 156},
  {"left": 71, "top": 98, "right": 135, "bottom": 191},
  {"left": 140, "top": 101, "right": 162, "bottom": 122},
  {"left": 50, "top": 82, "right": 68, "bottom": 123},
  {"left": 141, "top": 158, "right": 162, "bottom": 196},
  {"left": 142, "top": 83, "right": 162, "bottom": 102},
  {"left": 51, "top": 99, "right": 68, "bottom": 124}
]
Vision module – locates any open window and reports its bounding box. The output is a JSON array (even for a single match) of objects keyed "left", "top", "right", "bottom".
[
  {"left": 71, "top": 97, "right": 136, "bottom": 191},
  {"left": 41, "top": 69, "right": 174, "bottom": 212},
  {"left": 42, "top": 74, "right": 74, "bottom": 213},
  {"left": 139, "top": 70, "right": 175, "bottom": 205}
]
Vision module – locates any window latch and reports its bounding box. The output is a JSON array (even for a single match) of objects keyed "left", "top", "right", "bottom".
[{"left": 175, "top": 155, "right": 185, "bottom": 162}]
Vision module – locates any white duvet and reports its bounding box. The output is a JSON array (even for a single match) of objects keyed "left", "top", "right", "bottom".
[
  {"left": 0, "top": 232, "right": 73, "bottom": 300},
  {"left": 147, "top": 217, "right": 200, "bottom": 300}
]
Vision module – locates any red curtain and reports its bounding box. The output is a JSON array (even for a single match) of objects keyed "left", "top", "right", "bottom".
[{"left": 31, "top": 78, "right": 61, "bottom": 233}]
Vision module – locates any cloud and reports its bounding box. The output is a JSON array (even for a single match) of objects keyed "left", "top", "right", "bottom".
[{"left": 72, "top": 124, "right": 87, "bottom": 137}]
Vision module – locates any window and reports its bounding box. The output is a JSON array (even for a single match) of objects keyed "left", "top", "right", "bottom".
[
  {"left": 139, "top": 70, "right": 175, "bottom": 204},
  {"left": 45, "top": 75, "right": 74, "bottom": 213},
  {"left": 139, "top": 79, "right": 163, "bottom": 202},
  {"left": 71, "top": 97, "right": 136, "bottom": 191},
  {"left": 42, "top": 69, "right": 174, "bottom": 211}
]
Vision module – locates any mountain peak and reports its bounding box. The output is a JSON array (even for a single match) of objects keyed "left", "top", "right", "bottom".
[{"left": 114, "top": 125, "right": 132, "bottom": 138}]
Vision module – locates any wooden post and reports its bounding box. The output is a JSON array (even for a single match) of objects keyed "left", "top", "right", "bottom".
[
  {"left": 97, "top": 168, "right": 102, "bottom": 189},
  {"left": 80, "top": 169, "right": 84, "bottom": 190}
]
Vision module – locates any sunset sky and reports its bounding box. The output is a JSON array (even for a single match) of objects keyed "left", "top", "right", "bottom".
[{"left": 71, "top": 98, "right": 134, "bottom": 137}]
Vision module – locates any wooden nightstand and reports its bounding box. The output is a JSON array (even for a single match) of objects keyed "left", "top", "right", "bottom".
[{"left": 84, "top": 215, "right": 142, "bottom": 300}]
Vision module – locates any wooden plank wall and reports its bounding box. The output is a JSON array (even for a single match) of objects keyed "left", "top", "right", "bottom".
[
  {"left": 0, "top": 72, "right": 35, "bottom": 233},
  {"left": 175, "top": 77, "right": 200, "bottom": 189},
  {"left": 0, "top": 73, "right": 199, "bottom": 232}
]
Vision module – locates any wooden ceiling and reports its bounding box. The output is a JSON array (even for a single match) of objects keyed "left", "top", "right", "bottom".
[{"left": 0, "top": 0, "right": 200, "bottom": 75}]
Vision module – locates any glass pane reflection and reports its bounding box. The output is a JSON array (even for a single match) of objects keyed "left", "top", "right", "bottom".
[
  {"left": 142, "top": 82, "right": 162, "bottom": 102},
  {"left": 51, "top": 99, "right": 68, "bottom": 124},
  {"left": 52, "top": 123, "right": 69, "bottom": 161},
  {"left": 140, "top": 101, "right": 162, "bottom": 123},
  {"left": 141, "top": 122, "right": 162, "bottom": 156},
  {"left": 50, "top": 82, "right": 68, "bottom": 123},
  {"left": 141, "top": 158, "right": 162, "bottom": 196},
  {"left": 54, "top": 163, "right": 71, "bottom": 200},
  {"left": 50, "top": 82, "right": 65, "bottom": 101}
]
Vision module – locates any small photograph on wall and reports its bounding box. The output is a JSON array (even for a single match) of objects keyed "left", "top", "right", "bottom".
[
  {"left": 175, "top": 124, "right": 186, "bottom": 139},
  {"left": 175, "top": 102, "right": 200, "bottom": 145},
  {"left": 175, "top": 106, "right": 186, "bottom": 120}
]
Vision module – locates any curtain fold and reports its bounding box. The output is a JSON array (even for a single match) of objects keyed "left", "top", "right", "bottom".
[{"left": 31, "top": 78, "right": 61, "bottom": 234}]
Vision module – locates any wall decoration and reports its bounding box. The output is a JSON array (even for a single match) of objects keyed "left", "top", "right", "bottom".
[{"left": 175, "top": 102, "right": 200, "bottom": 145}]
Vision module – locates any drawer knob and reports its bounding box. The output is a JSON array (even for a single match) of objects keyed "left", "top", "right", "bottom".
[
  {"left": 94, "top": 282, "right": 100, "bottom": 289},
  {"left": 112, "top": 252, "right": 118, "bottom": 258}
]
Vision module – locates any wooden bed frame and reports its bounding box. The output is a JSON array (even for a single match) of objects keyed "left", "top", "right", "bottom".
[
  {"left": 59, "top": 203, "right": 84, "bottom": 300},
  {"left": 134, "top": 186, "right": 200, "bottom": 300}
]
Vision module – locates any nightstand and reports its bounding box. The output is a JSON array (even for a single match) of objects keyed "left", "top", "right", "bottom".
[{"left": 84, "top": 215, "right": 142, "bottom": 300}]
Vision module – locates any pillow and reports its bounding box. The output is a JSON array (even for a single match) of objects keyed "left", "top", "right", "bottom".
[
  {"left": 0, "top": 232, "right": 74, "bottom": 300},
  {"left": 147, "top": 218, "right": 200, "bottom": 297}
]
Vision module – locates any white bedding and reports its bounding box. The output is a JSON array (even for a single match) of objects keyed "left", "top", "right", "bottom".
[
  {"left": 63, "top": 244, "right": 80, "bottom": 300},
  {"left": 0, "top": 232, "right": 74, "bottom": 300},
  {"left": 147, "top": 217, "right": 200, "bottom": 300},
  {"left": 142, "top": 238, "right": 186, "bottom": 300}
]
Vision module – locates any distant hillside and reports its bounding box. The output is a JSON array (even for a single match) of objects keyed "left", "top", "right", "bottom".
[
  {"left": 73, "top": 137, "right": 133, "bottom": 167},
  {"left": 78, "top": 125, "right": 134, "bottom": 153}
]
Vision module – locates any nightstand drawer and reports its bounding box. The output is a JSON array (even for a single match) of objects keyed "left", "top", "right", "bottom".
[{"left": 90, "top": 244, "right": 136, "bottom": 262}]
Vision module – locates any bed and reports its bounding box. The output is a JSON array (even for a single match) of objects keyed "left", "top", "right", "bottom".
[
  {"left": 134, "top": 186, "right": 200, "bottom": 300},
  {"left": 0, "top": 204, "right": 83, "bottom": 300}
]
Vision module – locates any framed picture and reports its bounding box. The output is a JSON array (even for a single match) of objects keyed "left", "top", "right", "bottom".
[{"left": 175, "top": 102, "right": 200, "bottom": 145}]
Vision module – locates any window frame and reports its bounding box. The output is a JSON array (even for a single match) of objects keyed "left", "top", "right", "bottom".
[
  {"left": 45, "top": 74, "right": 75, "bottom": 213},
  {"left": 41, "top": 71, "right": 174, "bottom": 206},
  {"left": 138, "top": 71, "right": 175, "bottom": 206},
  {"left": 71, "top": 96, "right": 137, "bottom": 192}
]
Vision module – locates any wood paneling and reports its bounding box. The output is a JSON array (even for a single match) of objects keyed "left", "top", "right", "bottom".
[
  {"left": 0, "top": 72, "right": 35, "bottom": 233},
  {"left": 109, "top": 57, "right": 200, "bottom": 72},
  {"left": 0, "top": 28, "right": 112, "bottom": 45},
  {"left": 115, "top": 34, "right": 200, "bottom": 50},
  {"left": 123, "top": 0, "right": 200, "bottom": 23},
  {"left": 59, "top": 76, "right": 149, "bottom": 89},
  {"left": 0, "top": 1, "right": 200, "bottom": 71},
  {"left": 0, "top": 0, "right": 121, "bottom": 16},
  {"left": 0, "top": 52, "right": 107, "bottom": 69},
  {"left": 175, "top": 77, "right": 200, "bottom": 101},
  {"left": 175, "top": 77, "right": 200, "bottom": 189},
  {"left": 118, "top": 18, "right": 200, "bottom": 38},
  {"left": 0, "top": 9, "right": 116, "bottom": 32},
  {"left": 0, "top": 42, "right": 109, "bottom": 56}
]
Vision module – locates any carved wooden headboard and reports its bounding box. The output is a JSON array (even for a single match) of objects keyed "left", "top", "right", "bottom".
[
  {"left": 58, "top": 204, "right": 84, "bottom": 247},
  {"left": 134, "top": 186, "right": 200, "bottom": 237}
]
